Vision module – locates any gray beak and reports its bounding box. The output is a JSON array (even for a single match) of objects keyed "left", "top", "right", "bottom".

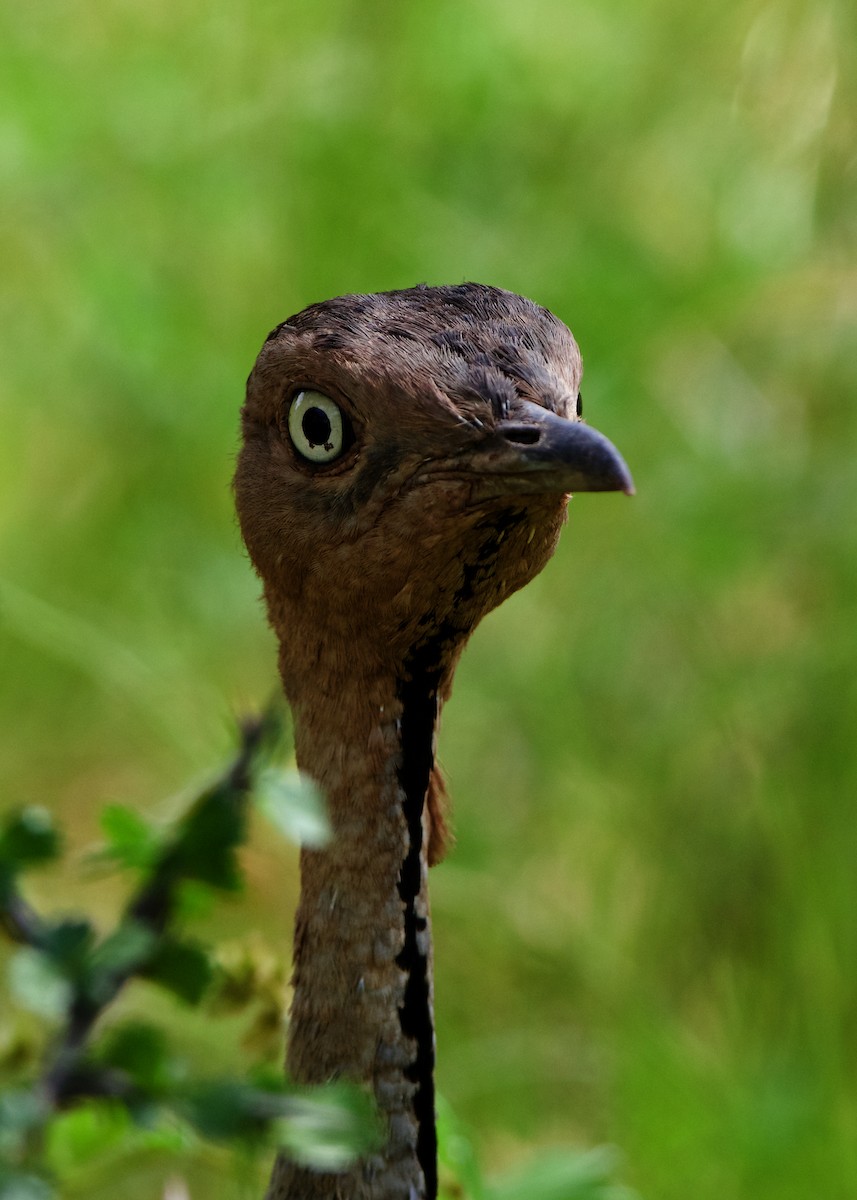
[{"left": 478, "top": 400, "right": 634, "bottom": 497}]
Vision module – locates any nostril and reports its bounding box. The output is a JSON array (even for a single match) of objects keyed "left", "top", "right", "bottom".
[{"left": 499, "top": 424, "right": 540, "bottom": 445}]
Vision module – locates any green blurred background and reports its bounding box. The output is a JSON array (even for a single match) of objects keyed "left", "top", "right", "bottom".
[{"left": 2, "top": 1, "right": 855, "bottom": 1196}]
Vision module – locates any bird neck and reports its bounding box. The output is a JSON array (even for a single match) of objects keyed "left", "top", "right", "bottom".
[{"left": 272, "top": 640, "right": 451, "bottom": 1200}]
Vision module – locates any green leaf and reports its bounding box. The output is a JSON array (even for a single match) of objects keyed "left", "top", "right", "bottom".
[
  {"left": 96, "top": 1021, "right": 174, "bottom": 1094},
  {"left": 274, "top": 1084, "right": 380, "bottom": 1171},
  {"left": 437, "top": 1093, "right": 485, "bottom": 1200},
  {"left": 141, "top": 936, "right": 212, "bottom": 1005},
  {"left": 89, "top": 921, "right": 157, "bottom": 988},
  {"left": 123, "top": 1122, "right": 193, "bottom": 1156},
  {"left": 172, "top": 879, "right": 215, "bottom": 921},
  {"left": 0, "top": 1169, "right": 55, "bottom": 1200},
  {"left": 0, "top": 1090, "right": 49, "bottom": 1156},
  {"left": 0, "top": 808, "right": 60, "bottom": 871},
  {"left": 255, "top": 768, "right": 330, "bottom": 849},
  {"left": 38, "top": 919, "right": 95, "bottom": 975},
  {"left": 175, "top": 1080, "right": 272, "bottom": 1142},
  {"left": 99, "top": 805, "right": 161, "bottom": 871},
  {"left": 174, "top": 1077, "right": 377, "bottom": 1165},
  {"left": 44, "top": 1101, "right": 133, "bottom": 1175},
  {"left": 7, "top": 949, "right": 71, "bottom": 1019},
  {"left": 170, "top": 783, "right": 246, "bottom": 890}
]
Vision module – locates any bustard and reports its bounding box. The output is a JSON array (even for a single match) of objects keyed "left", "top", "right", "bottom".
[{"left": 235, "top": 283, "right": 632, "bottom": 1200}]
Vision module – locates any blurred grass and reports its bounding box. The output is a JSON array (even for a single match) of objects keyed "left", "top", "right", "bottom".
[{"left": 1, "top": 0, "right": 856, "bottom": 1196}]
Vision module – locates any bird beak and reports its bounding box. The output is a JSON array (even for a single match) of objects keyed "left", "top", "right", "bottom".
[{"left": 477, "top": 400, "right": 634, "bottom": 497}]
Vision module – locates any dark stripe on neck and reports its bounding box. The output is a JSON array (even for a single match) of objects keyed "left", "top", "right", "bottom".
[
  {"left": 396, "top": 655, "right": 440, "bottom": 1200},
  {"left": 393, "top": 513, "right": 526, "bottom": 1195}
]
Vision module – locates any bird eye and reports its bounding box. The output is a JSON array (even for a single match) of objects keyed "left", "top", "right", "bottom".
[
  {"left": 576, "top": 392, "right": 583, "bottom": 418},
  {"left": 288, "top": 390, "right": 347, "bottom": 464}
]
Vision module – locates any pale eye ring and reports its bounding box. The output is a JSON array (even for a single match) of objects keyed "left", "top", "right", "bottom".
[{"left": 288, "top": 391, "right": 345, "bottom": 463}]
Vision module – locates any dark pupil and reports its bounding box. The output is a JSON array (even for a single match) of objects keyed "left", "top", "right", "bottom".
[
  {"left": 302, "top": 407, "right": 332, "bottom": 446},
  {"left": 576, "top": 391, "right": 583, "bottom": 418}
]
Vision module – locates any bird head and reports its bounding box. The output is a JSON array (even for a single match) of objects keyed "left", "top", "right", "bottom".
[{"left": 235, "top": 283, "right": 632, "bottom": 698}]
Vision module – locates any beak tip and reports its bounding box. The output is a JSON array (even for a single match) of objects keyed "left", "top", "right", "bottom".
[
  {"left": 603, "top": 446, "right": 635, "bottom": 497},
  {"left": 598, "top": 456, "right": 635, "bottom": 497}
]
